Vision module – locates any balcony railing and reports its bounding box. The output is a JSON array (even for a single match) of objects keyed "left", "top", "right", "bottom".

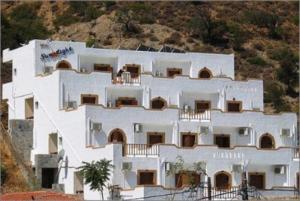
[
  {"left": 112, "top": 72, "right": 141, "bottom": 85},
  {"left": 179, "top": 109, "right": 211, "bottom": 121},
  {"left": 124, "top": 144, "right": 159, "bottom": 156}
]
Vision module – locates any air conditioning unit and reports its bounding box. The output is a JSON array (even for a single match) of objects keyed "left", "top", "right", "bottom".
[
  {"left": 232, "top": 164, "right": 242, "bottom": 173},
  {"left": 122, "top": 162, "right": 132, "bottom": 171},
  {"left": 200, "top": 126, "right": 209, "bottom": 135},
  {"left": 238, "top": 127, "right": 249, "bottom": 136},
  {"left": 90, "top": 122, "right": 102, "bottom": 131},
  {"left": 281, "top": 129, "right": 290, "bottom": 137},
  {"left": 183, "top": 105, "right": 190, "bottom": 112},
  {"left": 80, "top": 67, "right": 87, "bottom": 73},
  {"left": 165, "top": 162, "right": 172, "bottom": 171},
  {"left": 44, "top": 66, "right": 53, "bottom": 74},
  {"left": 66, "top": 101, "right": 77, "bottom": 109},
  {"left": 274, "top": 165, "right": 285, "bottom": 174},
  {"left": 134, "top": 123, "right": 142, "bottom": 133}
]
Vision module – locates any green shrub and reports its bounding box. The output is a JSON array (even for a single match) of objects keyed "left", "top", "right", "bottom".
[
  {"left": 247, "top": 56, "right": 267, "bottom": 66},
  {"left": 227, "top": 22, "right": 248, "bottom": 50},
  {"left": 264, "top": 81, "right": 290, "bottom": 112},
  {"left": 83, "top": 5, "right": 104, "bottom": 21},
  {"left": 1, "top": 165, "right": 7, "bottom": 184},
  {"left": 164, "top": 32, "right": 182, "bottom": 45},
  {"left": 86, "top": 38, "right": 96, "bottom": 47},
  {"left": 267, "top": 47, "right": 297, "bottom": 61}
]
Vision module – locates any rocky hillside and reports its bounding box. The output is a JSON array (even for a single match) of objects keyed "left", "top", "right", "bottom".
[{"left": 1, "top": 1, "right": 299, "bottom": 114}]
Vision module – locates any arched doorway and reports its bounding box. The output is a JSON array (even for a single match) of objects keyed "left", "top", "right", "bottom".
[
  {"left": 198, "top": 68, "right": 212, "bottom": 79},
  {"left": 151, "top": 97, "right": 167, "bottom": 109},
  {"left": 259, "top": 133, "right": 275, "bottom": 149},
  {"left": 56, "top": 60, "right": 71, "bottom": 69},
  {"left": 214, "top": 171, "right": 231, "bottom": 190}
]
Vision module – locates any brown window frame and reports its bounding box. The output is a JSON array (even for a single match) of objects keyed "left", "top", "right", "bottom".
[
  {"left": 81, "top": 94, "right": 99, "bottom": 105},
  {"left": 137, "top": 170, "right": 157, "bottom": 186},
  {"left": 175, "top": 171, "right": 201, "bottom": 188},
  {"left": 198, "top": 67, "right": 212, "bottom": 79},
  {"left": 167, "top": 68, "right": 182, "bottom": 78},
  {"left": 248, "top": 172, "right": 266, "bottom": 190},
  {"left": 94, "top": 64, "right": 113, "bottom": 72},
  {"left": 181, "top": 132, "right": 198, "bottom": 148},
  {"left": 214, "top": 134, "right": 230, "bottom": 148},
  {"left": 116, "top": 97, "right": 138, "bottom": 107},
  {"left": 227, "top": 101, "right": 242, "bottom": 112},
  {"left": 195, "top": 100, "right": 211, "bottom": 113},
  {"left": 124, "top": 64, "right": 141, "bottom": 78},
  {"left": 147, "top": 132, "right": 165, "bottom": 146}
]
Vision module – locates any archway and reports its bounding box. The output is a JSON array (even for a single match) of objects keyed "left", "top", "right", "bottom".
[
  {"left": 56, "top": 60, "right": 71, "bottom": 69},
  {"left": 259, "top": 133, "right": 275, "bottom": 149},
  {"left": 214, "top": 171, "right": 231, "bottom": 190},
  {"left": 198, "top": 67, "right": 212, "bottom": 79},
  {"left": 108, "top": 128, "right": 126, "bottom": 144},
  {"left": 151, "top": 97, "right": 167, "bottom": 109}
]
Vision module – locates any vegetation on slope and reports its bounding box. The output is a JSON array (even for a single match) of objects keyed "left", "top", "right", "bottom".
[{"left": 1, "top": 1, "right": 299, "bottom": 113}]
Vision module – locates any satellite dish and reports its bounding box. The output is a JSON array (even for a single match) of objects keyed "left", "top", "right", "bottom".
[{"left": 57, "top": 149, "right": 65, "bottom": 163}]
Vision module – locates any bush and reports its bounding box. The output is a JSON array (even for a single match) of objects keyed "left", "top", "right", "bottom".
[
  {"left": 1, "top": 165, "right": 7, "bottom": 184},
  {"left": 86, "top": 38, "right": 96, "bottom": 47},
  {"left": 247, "top": 56, "right": 267, "bottom": 66},
  {"left": 53, "top": 13, "right": 79, "bottom": 28},
  {"left": 227, "top": 22, "right": 248, "bottom": 50},
  {"left": 264, "top": 81, "right": 290, "bottom": 112},
  {"left": 267, "top": 47, "right": 297, "bottom": 61}
]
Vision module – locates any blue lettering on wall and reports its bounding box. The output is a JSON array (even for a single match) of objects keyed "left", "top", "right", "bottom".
[{"left": 40, "top": 47, "right": 74, "bottom": 62}]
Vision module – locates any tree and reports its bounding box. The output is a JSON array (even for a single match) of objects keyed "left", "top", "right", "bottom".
[{"left": 78, "top": 159, "right": 114, "bottom": 200}]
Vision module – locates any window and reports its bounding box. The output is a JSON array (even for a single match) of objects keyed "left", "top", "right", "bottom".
[
  {"left": 175, "top": 171, "right": 200, "bottom": 188},
  {"left": 181, "top": 133, "right": 197, "bottom": 147},
  {"left": 297, "top": 173, "right": 299, "bottom": 190},
  {"left": 41, "top": 168, "right": 58, "bottom": 188},
  {"left": 25, "top": 97, "right": 34, "bottom": 119},
  {"left": 215, "top": 171, "right": 231, "bottom": 190},
  {"left": 124, "top": 64, "right": 140, "bottom": 78},
  {"left": 195, "top": 100, "right": 211, "bottom": 113},
  {"left": 167, "top": 68, "right": 182, "bottom": 77},
  {"left": 116, "top": 97, "right": 138, "bottom": 107},
  {"left": 137, "top": 170, "right": 156, "bottom": 185},
  {"left": 259, "top": 134, "right": 275, "bottom": 149},
  {"left": 198, "top": 68, "right": 212, "bottom": 79},
  {"left": 56, "top": 60, "right": 71, "bottom": 69},
  {"left": 147, "top": 132, "right": 165, "bottom": 146},
  {"left": 81, "top": 94, "right": 98, "bottom": 105},
  {"left": 48, "top": 133, "right": 58, "bottom": 154},
  {"left": 227, "top": 101, "right": 242, "bottom": 112},
  {"left": 74, "top": 171, "right": 84, "bottom": 194},
  {"left": 248, "top": 172, "right": 265, "bottom": 189},
  {"left": 94, "top": 64, "right": 113, "bottom": 72},
  {"left": 151, "top": 97, "right": 167, "bottom": 109},
  {"left": 214, "top": 135, "right": 230, "bottom": 148}
]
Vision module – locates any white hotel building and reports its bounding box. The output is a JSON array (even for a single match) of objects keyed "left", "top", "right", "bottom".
[{"left": 2, "top": 40, "right": 299, "bottom": 200}]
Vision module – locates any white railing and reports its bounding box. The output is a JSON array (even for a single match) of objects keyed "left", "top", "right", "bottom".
[
  {"left": 125, "top": 144, "right": 159, "bottom": 156},
  {"left": 112, "top": 72, "right": 141, "bottom": 85},
  {"left": 179, "top": 109, "right": 211, "bottom": 121}
]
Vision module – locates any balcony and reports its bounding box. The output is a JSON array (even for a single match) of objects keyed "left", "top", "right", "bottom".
[
  {"left": 112, "top": 72, "right": 141, "bottom": 85},
  {"left": 124, "top": 144, "right": 160, "bottom": 157},
  {"left": 179, "top": 109, "right": 211, "bottom": 121}
]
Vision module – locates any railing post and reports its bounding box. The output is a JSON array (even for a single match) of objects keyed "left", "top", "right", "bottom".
[
  {"left": 208, "top": 176, "right": 212, "bottom": 200},
  {"left": 242, "top": 171, "right": 248, "bottom": 200}
]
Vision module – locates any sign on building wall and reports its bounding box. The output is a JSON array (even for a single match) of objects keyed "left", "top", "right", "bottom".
[{"left": 40, "top": 46, "right": 74, "bottom": 62}]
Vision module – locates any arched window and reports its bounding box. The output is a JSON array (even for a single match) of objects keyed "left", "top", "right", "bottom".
[
  {"left": 108, "top": 128, "right": 126, "bottom": 144},
  {"left": 151, "top": 97, "right": 167, "bottom": 109},
  {"left": 56, "top": 60, "right": 71, "bottom": 69},
  {"left": 198, "top": 68, "right": 212, "bottom": 79},
  {"left": 259, "top": 133, "right": 275, "bottom": 149},
  {"left": 214, "top": 171, "right": 231, "bottom": 190}
]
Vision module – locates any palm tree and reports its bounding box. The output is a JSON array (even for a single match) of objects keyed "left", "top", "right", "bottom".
[{"left": 78, "top": 159, "right": 114, "bottom": 200}]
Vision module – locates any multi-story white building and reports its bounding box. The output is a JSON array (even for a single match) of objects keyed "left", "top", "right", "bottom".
[{"left": 2, "top": 40, "right": 299, "bottom": 200}]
